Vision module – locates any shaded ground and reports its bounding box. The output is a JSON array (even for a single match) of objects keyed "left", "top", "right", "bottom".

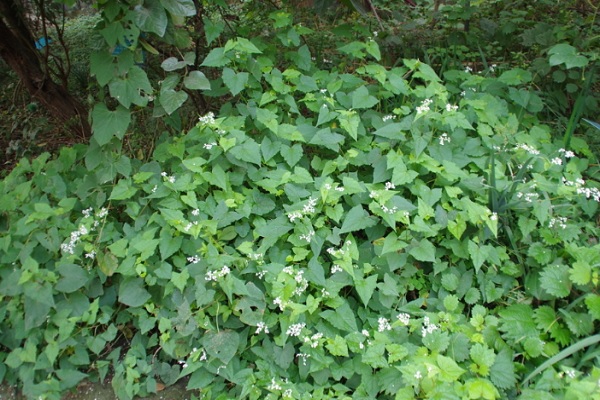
[{"left": 0, "top": 379, "right": 200, "bottom": 400}]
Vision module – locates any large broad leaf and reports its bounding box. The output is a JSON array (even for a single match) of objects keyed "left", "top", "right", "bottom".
[
  {"left": 409, "top": 239, "right": 436, "bottom": 262},
  {"left": 108, "top": 66, "right": 153, "bottom": 108},
  {"left": 159, "top": 0, "right": 195, "bottom": 16},
  {"left": 203, "top": 330, "right": 239, "bottom": 364},
  {"left": 159, "top": 89, "right": 188, "bottom": 115},
  {"left": 548, "top": 43, "right": 588, "bottom": 69},
  {"left": 55, "top": 264, "right": 89, "bottom": 293},
  {"left": 91, "top": 103, "right": 131, "bottom": 146},
  {"left": 118, "top": 277, "right": 151, "bottom": 307},
  {"left": 133, "top": 0, "right": 168, "bottom": 37},
  {"left": 340, "top": 205, "right": 377, "bottom": 233},
  {"left": 222, "top": 68, "right": 249, "bottom": 96},
  {"left": 351, "top": 85, "right": 378, "bottom": 109},
  {"left": 184, "top": 71, "right": 211, "bottom": 90}
]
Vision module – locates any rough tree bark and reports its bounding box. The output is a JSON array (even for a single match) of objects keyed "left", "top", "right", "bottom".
[{"left": 0, "top": 0, "right": 90, "bottom": 137}]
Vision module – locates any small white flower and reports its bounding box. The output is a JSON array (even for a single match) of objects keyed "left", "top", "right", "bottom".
[
  {"left": 331, "top": 264, "right": 342, "bottom": 274},
  {"left": 286, "top": 323, "right": 306, "bottom": 337},
  {"left": 187, "top": 255, "right": 201, "bottom": 264},
  {"left": 82, "top": 207, "right": 93, "bottom": 218},
  {"left": 439, "top": 133, "right": 451, "bottom": 145},
  {"left": 85, "top": 251, "right": 96, "bottom": 259},
  {"left": 255, "top": 321, "right": 269, "bottom": 334},
  {"left": 378, "top": 317, "right": 392, "bottom": 332},
  {"left": 198, "top": 111, "right": 216, "bottom": 125},
  {"left": 445, "top": 104, "right": 458, "bottom": 112},
  {"left": 385, "top": 181, "right": 395, "bottom": 190},
  {"left": 414, "top": 370, "right": 422, "bottom": 379},
  {"left": 490, "top": 212, "right": 498, "bottom": 221},
  {"left": 551, "top": 157, "right": 562, "bottom": 166},
  {"left": 464, "top": 66, "right": 473, "bottom": 73},
  {"left": 382, "top": 114, "right": 395, "bottom": 122},
  {"left": 192, "top": 208, "right": 200, "bottom": 216},
  {"left": 396, "top": 313, "right": 410, "bottom": 325}
]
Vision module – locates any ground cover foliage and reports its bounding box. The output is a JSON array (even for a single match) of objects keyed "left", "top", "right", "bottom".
[{"left": 1, "top": 0, "right": 600, "bottom": 399}]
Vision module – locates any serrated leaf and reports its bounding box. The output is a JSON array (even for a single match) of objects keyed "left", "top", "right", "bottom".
[
  {"left": 570, "top": 261, "right": 591, "bottom": 285},
  {"left": 437, "top": 354, "right": 465, "bottom": 382},
  {"left": 489, "top": 349, "right": 516, "bottom": 390},
  {"left": 339, "top": 205, "right": 377, "bottom": 234},
  {"left": 539, "top": 264, "right": 571, "bottom": 298},
  {"left": 498, "top": 304, "right": 538, "bottom": 341},
  {"left": 586, "top": 294, "right": 600, "bottom": 320}
]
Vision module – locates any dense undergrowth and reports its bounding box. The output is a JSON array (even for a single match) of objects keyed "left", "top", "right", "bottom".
[{"left": 1, "top": 0, "right": 600, "bottom": 399}]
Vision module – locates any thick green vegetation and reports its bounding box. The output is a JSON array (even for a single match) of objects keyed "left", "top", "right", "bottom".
[{"left": 1, "top": 0, "right": 600, "bottom": 399}]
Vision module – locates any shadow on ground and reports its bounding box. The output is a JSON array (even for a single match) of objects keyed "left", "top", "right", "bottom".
[{"left": 0, "top": 380, "right": 199, "bottom": 400}]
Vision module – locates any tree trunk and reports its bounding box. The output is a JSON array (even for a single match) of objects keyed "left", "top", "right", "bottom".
[{"left": 0, "top": 0, "right": 90, "bottom": 138}]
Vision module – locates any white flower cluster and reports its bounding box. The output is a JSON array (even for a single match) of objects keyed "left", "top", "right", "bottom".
[
  {"left": 61, "top": 207, "right": 108, "bottom": 255},
  {"left": 267, "top": 378, "right": 282, "bottom": 391},
  {"left": 548, "top": 217, "right": 568, "bottom": 229},
  {"left": 161, "top": 171, "right": 176, "bottom": 184},
  {"left": 416, "top": 99, "right": 433, "bottom": 114},
  {"left": 323, "top": 182, "right": 345, "bottom": 192},
  {"left": 203, "top": 142, "right": 217, "bottom": 149},
  {"left": 514, "top": 143, "right": 540, "bottom": 156},
  {"left": 378, "top": 317, "right": 392, "bottom": 332},
  {"left": 283, "top": 266, "right": 309, "bottom": 296},
  {"left": 191, "top": 208, "right": 200, "bottom": 216},
  {"left": 187, "top": 255, "right": 201, "bottom": 264},
  {"left": 296, "top": 352, "right": 311, "bottom": 366},
  {"left": 255, "top": 321, "right": 269, "bottom": 334},
  {"left": 381, "top": 204, "right": 398, "bottom": 215},
  {"left": 287, "top": 197, "right": 318, "bottom": 222},
  {"left": 382, "top": 114, "right": 395, "bottom": 122},
  {"left": 273, "top": 296, "right": 287, "bottom": 311},
  {"left": 385, "top": 181, "right": 395, "bottom": 190},
  {"left": 577, "top": 186, "right": 600, "bottom": 202},
  {"left": 397, "top": 313, "right": 410, "bottom": 325},
  {"left": 551, "top": 157, "right": 562, "bottom": 166},
  {"left": 562, "top": 177, "right": 586, "bottom": 187},
  {"left": 178, "top": 347, "right": 207, "bottom": 369},
  {"left": 445, "top": 104, "right": 458, "bottom": 112},
  {"left": 286, "top": 323, "right": 306, "bottom": 337},
  {"left": 331, "top": 264, "right": 343, "bottom": 274},
  {"left": 516, "top": 191, "right": 539, "bottom": 203},
  {"left": 439, "top": 133, "right": 451, "bottom": 145},
  {"left": 327, "top": 240, "right": 351, "bottom": 258},
  {"left": 489, "top": 64, "right": 497, "bottom": 73},
  {"left": 421, "top": 316, "right": 439, "bottom": 337},
  {"left": 299, "top": 230, "right": 315, "bottom": 242},
  {"left": 303, "top": 332, "right": 323, "bottom": 348},
  {"left": 198, "top": 111, "right": 216, "bottom": 125},
  {"left": 205, "top": 265, "right": 231, "bottom": 281},
  {"left": 558, "top": 148, "right": 575, "bottom": 158},
  {"left": 183, "top": 220, "right": 199, "bottom": 232},
  {"left": 464, "top": 65, "right": 473, "bottom": 73}
]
